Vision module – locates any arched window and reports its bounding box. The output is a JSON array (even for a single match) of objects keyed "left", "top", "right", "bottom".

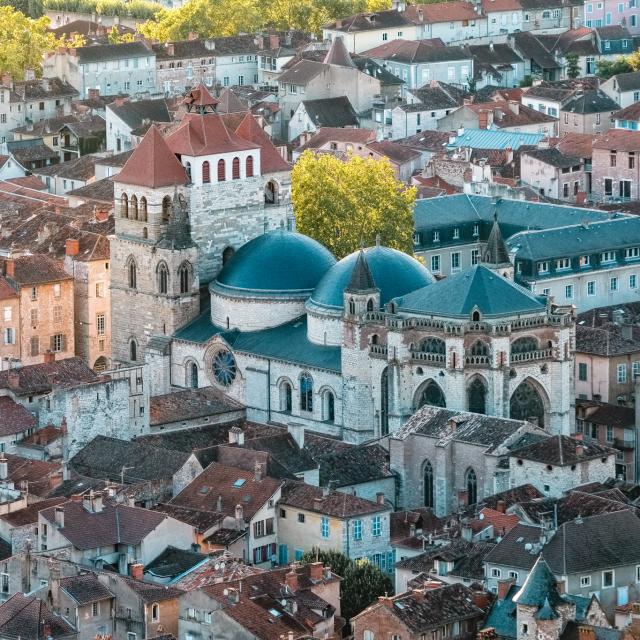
[
  {"left": 232, "top": 157, "right": 240, "bottom": 179},
  {"left": 468, "top": 378, "right": 487, "bottom": 414},
  {"left": 127, "top": 258, "right": 137, "bottom": 289},
  {"left": 511, "top": 337, "right": 539, "bottom": 354},
  {"left": 300, "top": 374, "right": 313, "bottom": 412},
  {"left": 151, "top": 602, "right": 159, "bottom": 622},
  {"left": 472, "top": 310, "right": 481, "bottom": 322},
  {"left": 130, "top": 194, "right": 138, "bottom": 220},
  {"left": 421, "top": 337, "right": 446, "bottom": 354},
  {"left": 265, "top": 180, "right": 277, "bottom": 204},
  {"left": 417, "top": 380, "right": 446, "bottom": 408},
  {"left": 162, "top": 196, "right": 172, "bottom": 224},
  {"left": 381, "top": 367, "right": 389, "bottom": 436},
  {"left": 367, "top": 298, "right": 374, "bottom": 312},
  {"left": 202, "top": 160, "right": 210, "bottom": 183},
  {"left": 222, "top": 246, "right": 235, "bottom": 266},
  {"left": 139, "top": 196, "right": 147, "bottom": 222},
  {"left": 178, "top": 263, "right": 190, "bottom": 294},
  {"left": 120, "top": 192, "right": 128, "bottom": 218},
  {"left": 371, "top": 334, "right": 379, "bottom": 345},
  {"left": 185, "top": 161, "right": 192, "bottom": 181},
  {"left": 466, "top": 468, "right": 478, "bottom": 505},
  {"left": 142, "top": 227, "right": 148, "bottom": 239},
  {"left": 424, "top": 460, "right": 434, "bottom": 508},
  {"left": 280, "top": 381, "right": 292, "bottom": 413},
  {"left": 364, "top": 632, "right": 375, "bottom": 640},
  {"left": 510, "top": 380, "right": 546, "bottom": 427},
  {"left": 129, "top": 339, "right": 138, "bottom": 362},
  {"left": 470, "top": 340, "right": 489, "bottom": 356},
  {"left": 246, "top": 156, "right": 254, "bottom": 177},
  {"left": 324, "top": 390, "right": 335, "bottom": 423},
  {"left": 348, "top": 298, "right": 355, "bottom": 315},
  {"left": 218, "top": 159, "right": 226, "bottom": 181},
  {"left": 189, "top": 362, "right": 198, "bottom": 388},
  {"left": 158, "top": 262, "right": 168, "bottom": 294}
]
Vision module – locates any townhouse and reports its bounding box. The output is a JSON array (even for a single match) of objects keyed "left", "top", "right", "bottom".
[
  {"left": 601, "top": 70, "right": 640, "bottom": 107},
  {"left": 584, "top": 0, "right": 640, "bottom": 33},
  {"left": 406, "top": 2, "right": 486, "bottom": 44},
  {"left": 591, "top": 129, "right": 640, "bottom": 201},
  {"left": 558, "top": 90, "right": 618, "bottom": 134},
  {"left": 520, "top": 147, "right": 585, "bottom": 201}
]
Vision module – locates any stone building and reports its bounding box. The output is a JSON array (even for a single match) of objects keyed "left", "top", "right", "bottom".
[{"left": 591, "top": 129, "right": 640, "bottom": 202}]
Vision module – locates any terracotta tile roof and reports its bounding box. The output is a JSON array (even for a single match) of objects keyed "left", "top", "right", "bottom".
[
  {"left": 298, "top": 127, "right": 376, "bottom": 151},
  {"left": 463, "top": 100, "right": 558, "bottom": 127},
  {"left": 0, "top": 593, "right": 75, "bottom": 638},
  {"left": 324, "top": 9, "right": 413, "bottom": 32},
  {"left": 0, "top": 397, "right": 37, "bottom": 436},
  {"left": 233, "top": 112, "right": 290, "bottom": 173},
  {"left": 4, "top": 454, "right": 62, "bottom": 496},
  {"left": 362, "top": 38, "right": 470, "bottom": 63},
  {"left": 470, "top": 507, "right": 520, "bottom": 535},
  {"left": 555, "top": 132, "right": 595, "bottom": 157},
  {"left": 593, "top": 128, "right": 640, "bottom": 152},
  {"left": 116, "top": 125, "right": 188, "bottom": 188},
  {"left": 121, "top": 575, "right": 183, "bottom": 602},
  {"left": 367, "top": 140, "right": 421, "bottom": 164},
  {"left": 510, "top": 434, "right": 615, "bottom": 466},
  {"left": 0, "top": 496, "right": 66, "bottom": 527},
  {"left": 481, "top": 0, "right": 522, "bottom": 10},
  {"left": 217, "top": 88, "right": 248, "bottom": 114},
  {"left": 3, "top": 254, "right": 71, "bottom": 285},
  {"left": 576, "top": 399, "right": 635, "bottom": 428},
  {"left": 150, "top": 386, "right": 244, "bottom": 426},
  {"left": 152, "top": 503, "right": 223, "bottom": 532},
  {"left": 406, "top": 1, "right": 479, "bottom": 23},
  {"left": 173, "top": 551, "right": 262, "bottom": 590},
  {"left": 614, "top": 102, "right": 640, "bottom": 121},
  {"left": 169, "top": 462, "right": 282, "bottom": 521}
]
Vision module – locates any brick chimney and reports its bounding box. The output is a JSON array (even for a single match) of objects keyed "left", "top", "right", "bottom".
[
  {"left": 114, "top": 96, "right": 126, "bottom": 107},
  {"left": 87, "top": 88, "right": 100, "bottom": 99},
  {"left": 575, "top": 442, "right": 584, "bottom": 457},
  {"left": 43, "top": 350, "right": 55, "bottom": 364},
  {"left": 496, "top": 500, "right": 506, "bottom": 513},
  {"left": 188, "top": 31, "right": 198, "bottom": 40},
  {"left": 309, "top": 562, "right": 323, "bottom": 581},
  {"left": 70, "top": 493, "right": 83, "bottom": 502},
  {"left": 4, "top": 259, "right": 14, "bottom": 278},
  {"left": 43, "top": 624, "right": 52, "bottom": 639},
  {"left": 7, "top": 371, "right": 19, "bottom": 390},
  {"left": 65, "top": 238, "right": 80, "bottom": 256},
  {"left": 557, "top": 579, "right": 566, "bottom": 595},
  {"left": 497, "top": 578, "right": 516, "bottom": 600},
  {"left": 166, "top": 43, "right": 175, "bottom": 56},
  {"left": 130, "top": 563, "right": 144, "bottom": 580},
  {"left": 94, "top": 208, "right": 109, "bottom": 222},
  {"left": 1, "top": 73, "right": 12, "bottom": 89},
  {"left": 473, "top": 590, "right": 492, "bottom": 610},
  {"left": 508, "top": 100, "right": 520, "bottom": 115},
  {"left": 578, "top": 627, "right": 596, "bottom": 640},
  {"left": 269, "top": 33, "right": 280, "bottom": 49},
  {"left": 285, "top": 569, "right": 298, "bottom": 592},
  {"left": 376, "top": 492, "right": 385, "bottom": 505},
  {"left": 254, "top": 461, "right": 264, "bottom": 481},
  {"left": 235, "top": 503, "right": 244, "bottom": 528}
]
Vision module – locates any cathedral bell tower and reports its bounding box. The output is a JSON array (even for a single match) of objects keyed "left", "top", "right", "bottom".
[{"left": 482, "top": 212, "right": 514, "bottom": 280}]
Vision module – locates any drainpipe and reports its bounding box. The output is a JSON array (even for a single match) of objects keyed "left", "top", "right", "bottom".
[
  {"left": 267, "top": 359, "right": 271, "bottom": 422},
  {"left": 345, "top": 518, "right": 350, "bottom": 560}
]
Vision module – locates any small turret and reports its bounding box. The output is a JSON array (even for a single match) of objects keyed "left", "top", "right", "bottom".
[
  {"left": 482, "top": 211, "right": 513, "bottom": 279},
  {"left": 343, "top": 247, "right": 380, "bottom": 318}
]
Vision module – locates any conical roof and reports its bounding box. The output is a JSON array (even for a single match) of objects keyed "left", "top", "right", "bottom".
[
  {"left": 513, "top": 557, "right": 564, "bottom": 609},
  {"left": 183, "top": 83, "right": 220, "bottom": 113},
  {"left": 346, "top": 250, "right": 377, "bottom": 292},
  {"left": 323, "top": 36, "right": 356, "bottom": 68},
  {"left": 116, "top": 125, "right": 187, "bottom": 189},
  {"left": 157, "top": 190, "right": 196, "bottom": 250},
  {"left": 482, "top": 212, "right": 511, "bottom": 266}
]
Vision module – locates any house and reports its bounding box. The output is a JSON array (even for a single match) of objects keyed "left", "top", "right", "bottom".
[
  {"left": 106, "top": 97, "right": 173, "bottom": 152},
  {"left": 521, "top": 79, "right": 600, "bottom": 118},
  {"left": 469, "top": 42, "right": 526, "bottom": 89},
  {"left": 351, "top": 583, "right": 487, "bottom": 640},
  {"left": 37, "top": 495, "right": 195, "bottom": 571},
  {"left": 277, "top": 480, "right": 393, "bottom": 570},
  {"left": 3, "top": 138, "right": 59, "bottom": 172},
  {"left": 57, "top": 117, "right": 106, "bottom": 161},
  {"left": 178, "top": 562, "right": 340, "bottom": 640},
  {"left": 481, "top": 0, "right": 525, "bottom": 36},
  {"left": 43, "top": 41, "right": 157, "bottom": 98},
  {"left": 520, "top": 147, "right": 585, "bottom": 201},
  {"left": 33, "top": 154, "right": 103, "bottom": 195},
  {"left": 613, "top": 102, "right": 640, "bottom": 131},
  {"left": 11, "top": 114, "right": 84, "bottom": 159},
  {"left": 0, "top": 592, "right": 76, "bottom": 639},
  {"left": 0, "top": 398, "right": 38, "bottom": 456},
  {"left": 361, "top": 39, "right": 474, "bottom": 91},
  {"left": 556, "top": 131, "right": 595, "bottom": 192},
  {"left": 574, "top": 303, "right": 640, "bottom": 405},
  {"left": 388, "top": 405, "right": 547, "bottom": 516},
  {"left": 510, "top": 32, "right": 563, "bottom": 81},
  {"left": 0, "top": 255, "right": 74, "bottom": 366},
  {"left": 509, "top": 435, "right": 617, "bottom": 497},
  {"left": 405, "top": 2, "right": 487, "bottom": 44},
  {"left": 322, "top": 9, "right": 418, "bottom": 54},
  {"left": 591, "top": 129, "right": 640, "bottom": 202},
  {"left": 288, "top": 96, "right": 359, "bottom": 142},
  {"left": 69, "top": 435, "right": 203, "bottom": 498},
  {"left": 293, "top": 127, "right": 377, "bottom": 160},
  {"left": 558, "top": 90, "right": 618, "bottom": 134},
  {"left": 519, "top": 0, "right": 581, "bottom": 31},
  {"left": 168, "top": 461, "right": 283, "bottom": 567},
  {"left": 601, "top": 70, "right": 640, "bottom": 108},
  {"left": 0, "top": 496, "right": 65, "bottom": 554},
  {"left": 594, "top": 25, "right": 635, "bottom": 56},
  {"left": 585, "top": 1, "right": 640, "bottom": 33}
]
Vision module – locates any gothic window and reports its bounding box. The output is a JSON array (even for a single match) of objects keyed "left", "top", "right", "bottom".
[
  {"left": 470, "top": 340, "right": 489, "bottom": 356},
  {"left": 511, "top": 337, "right": 539, "bottom": 354},
  {"left": 371, "top": 334, "right": 379, "bottom": 345},
  {"left": 130, "top": 194, "right": 138, "bottom": 220},
  {"left": 367, "top": 298, "right": 374, "bottom": 312},
  {"left": 222, "top": 246, "right": 235, "bottom": 266},
  {"left": 178, "top": 263, "right": 190, "bottom": 294},
  {"left": 468, "top": 378, "right": 487, "bottom": 414},
  {"left": 139, "top": 196, "right": 147, "bottom": 222},
  {"left": 162, "top": 196, "right": 172, "bottom": 224},
  {"left": 121, "top": 193, "right": 128, "bottom": 218},
  {"left": 381, "top": 366, "right": 389, "bottom": 436},
  {"left": 424, "top": 460, "right": 434, "bottom": 508},
  {"left": 142, "top": 227, "right": 148, "bottom": 239},
  {"left": 189, "top": 362, "right": 198, "bottom": 388},
  {"left": 417, "top": 380, "right": 446, "bottom": 408},
  {"left": 129, "top": 339, "right": 138, "bottom": 362},
  {"left": 246, "top": 156, "right": 254, "bottom": 177},
  {"left": 158, "top": 262, "right": 168, "bottom": 294},
  {"left": 510, "top": 380, "right": 546, "bottom": 427},
  {"left": 472, "top": 310, "right": 481, "bottom": 322},
  {"left": 232, "top": 157, "right": 240, "bottom": 179},
  {"left": 185, "top": 161, "right": 192, "bottom": 181},
  {"left": 127, "top": 258, "right": 137, "bottom": 289},
  {"left": 218, "top": 159, "right": 226, "bottom": 181},
  {"left": 348, "top": 298, "right": 355, "bottom": 315},
  {"left": 421, "top": 337, "right": 445, "bottom": 354},
  {"left": 280, "top": 381, "right": 292, "bottom": 413},
  {"left": 202, "top": 160, "right": 210, "bottom": 183},
  {"left": 466, "top": 468, "right": 478, "bottom": 505},
  {"left": 323, "top": 390, "right": 335, "bottom": 423},
  {"left": 300, "top": 373, "right": 313, "bottom": 412}
]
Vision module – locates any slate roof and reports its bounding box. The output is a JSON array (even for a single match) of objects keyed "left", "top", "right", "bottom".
[
  {"left": 301, "top": 96, "right": 359, "bottom": 128},
  {"left": 512, "top": 32, "right": 559, "bottom": 70},
  {"left": 11, "top": 114, "right": 80, "bottom": 136},
  {"left": 514, "top": 556, "right": 567, "bottom": 608},
  {"left": 395, "top": 265, "right": 546, "bottom": 318},
  {"left": 457, "top": 101, "right": 558, "bottom": 128},
  {"left": 480, "top": 484, "right": 544, "bottom": 510},
  {"left": 121, "top": 575, "right": 183, "bottom": 602},
  {"left": 108, "top": 98, "right": 172, "bottom": 129},
  {"left": 241, "top": 433, "right": 317, "bottom": 477},
  {"left": 0, "top": 593, "right": 76, "bottom": 638},
  {"left": 277, "top": 59, "right": 327, "bottom": 85},
  {"left": 145, "top": 545, "right": 207, "bottom": 579},
  {"left": 407, "top": 81, "right": 466, "bottom": 110},
  {"left": 75, "top": 41, "right": 153, "bottom": 64},
  {"left": 396, "top": 130, "right": 451, "bottom": 152},
  {"left": 484, "top": 522, "right": 543, "bottom": 569},
  {"left": 317, "top": 443, "right": 393, "bottom": 487},
  {"left": 363, "top": 39, "right": 470, "bottom": 63},
  {"left": 15, "top": 77, "right": 79, "bottom": 101},
  {"left": 469, "top": 43, "right": 524, "bottom": 65},
  {"left": 60, "top": 573, "right": 114, "bottom": 604},
  {"left": 561, "top": 90, "right": 618, "bottom": 114},
  {"left": 523, "top": 147, "right": 581, "bottom": 168},
  {"left": 575, "top": 322, "right": 640, "bottom": 357},
  {"left": 67, "top": 176, "right": 114, "bottom": 202},
  {"left": 34, "top": 153, "right": 101, "bottom": 181},
  {"left": 69, "top": 435, "right": 194, "bottom": 483},
  {"left": 324, "top": 9, "right": 413, "bottom": 32},
  {"left": 611, "top": 70, "right": 640, "bottom": 91},
  {"left": 0, "top": 397, "right": 37, "bottom": 435},
  {"left": 510, "top": 435, "right": 616, "bottom": 466}
]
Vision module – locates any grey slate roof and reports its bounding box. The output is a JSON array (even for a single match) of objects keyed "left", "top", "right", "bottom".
[
  {"left": 513, "top": 557, "right": 564, "bottom": 608},
  {"left": 346, "top": 250, "right": 376, "bottom": 292},
  {"left": 76, "top": 41, "right": 153, "bottom": 64},
  {"left": 302, "top": 96, "right": 359, "bottom": 128},
  {"left": 484, "top": 522, "right": 543, "bottom": 569},
  {"left": 510, "top": 435, "right": 615, "bottom": 466},
  {"left": 108, "top": 98, "right": 172, "bottom": 129},
  {"left": 523, "top": 147, "right": 581, "bottom": 168},
  {"left": 560, "top": 90, "right": 619, "bottom": 114},
  {"left": 395, "top": 265, "right": 546, "bottom": 318},
  {"left": 317, "top": 443, "right": 394, "bottom": 487},
  {"left": 60, "top": 573, "right": 114, "bottom": 604},
  {"left": 483, "top": 215, "right": 511, "bottom": 266},
  {"left": 145, "top": 545, "right": 207, "bottom": 579},
  {"left": 612, "top": 70, "right": 640, "bottom": 91}
]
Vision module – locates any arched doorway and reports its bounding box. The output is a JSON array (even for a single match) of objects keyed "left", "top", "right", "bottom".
[
  {"left": 466, "top": 468, "right": 477, "bottom": 505},
  {"left": 93, "top": 356, "right": 108, "bottom": 373},
  {"left": 423, "top": 460, "right": 434, "bottom": 508},
  {"left": 510, "top": 380, "right": 546, "bottom": 427},
  {"left": 415, "top": 380, "right": 446, "bottom": 409},
  {"left": 468, "top": 377, "right": 487, "bottom": 414},
  {"left": 380, "top": 367, "right": 389, "bottom": 436}
]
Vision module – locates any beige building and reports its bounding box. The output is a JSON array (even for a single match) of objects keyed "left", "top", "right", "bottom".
[
  {"left": 0, "top": 280, "right": 20, "bottom": 367},
  {"left": 0, "top": 255, "right": 75, "bottom": 366},
  {"left": 63, "top": 232, "right": 111, "bottom": 371}
]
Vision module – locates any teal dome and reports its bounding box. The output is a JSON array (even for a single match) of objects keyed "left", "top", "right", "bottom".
[
  {"left": 308, "top": 245, "right": 434, "bottom": 310},
  {"left": 212, "top": 230, "right": 336, "bottom": 295}
]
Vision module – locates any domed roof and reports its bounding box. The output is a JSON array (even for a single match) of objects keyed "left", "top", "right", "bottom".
[
  {"left": 308, "top": 245, "right": 433, "bottom": 310},
  {"left": 212, "top": 230, "right": 336, "bottom": 295}
]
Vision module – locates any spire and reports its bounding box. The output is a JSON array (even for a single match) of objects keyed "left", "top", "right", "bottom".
[
  {"left": 323, "top": 36, "right": 356, "bottom": 68},
  {"left": 346, "top": 250, "right": 377, "bottom": 292},
  {"left": 513, "top": 557, "right": 564, "bottom": 610},
  {"left": 157, "top": 190, "right": 195, "bottom": 250},
  {"left": 482, "top": 211, "right": 510, "bottom": 266},
  {"left": 536, "top": 597, "right": 560, "bottom": 621},
  {"left": 183, "top": 83, "right": 220, "bottom": 114}
]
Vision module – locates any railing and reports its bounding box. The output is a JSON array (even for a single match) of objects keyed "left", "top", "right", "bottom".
[
  {"left": 510, "top": 348, "right": 553, "bottom": 363},
  {"left": 410, "top": 351, "right": 446, "bottom": 364},
  {"left": 369, "top": 344, "right": 388, "bottom": 358},
  {"left": 465, "top": 355, "right": 491, "bottom": 366}
]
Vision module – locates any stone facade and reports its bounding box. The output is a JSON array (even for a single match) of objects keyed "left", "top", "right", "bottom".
[{"left": 591, "top": 143, "right": 640, "bottom": 203}]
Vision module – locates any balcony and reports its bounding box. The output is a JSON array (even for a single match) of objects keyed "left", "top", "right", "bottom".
[
  {"left": 369, "top": 344, "right": 388, "bottom": 358},
  {"left": 510, "top": 348, "right": 553, "bottom": 363},
  {"left": 465, "top": 355, "right": 491, "bottom": 366},
  {"left": 411, "top": 351, "right": 446, "bottom": 364}
]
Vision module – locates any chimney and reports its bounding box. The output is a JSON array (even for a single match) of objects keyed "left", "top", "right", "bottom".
[
  {"left": 376, "top": 492, "right": 385, "bottom": 505},
  {"left": 43, "top": 350, "right": 55, "bottom": 364},
  {"left": 228, "top": 426, "right": 244, "bottom": 445},
  {"left": 4, "top": 259, "right": 14, "bottom": 278},
  {"left": 114, "top": 96, "right": 126, "bottom": 107},
  {"left": 313, "top": 496, "right": 323, "bottom": 511},
  {"left": 92, "top": 493, "right": 103, "bottom": 513},
  {"left": 254, "top": 461, "right": 264, "bottom": 482},
  {"left": 235, "top": 503, "right": 244, "bottom": 527},
  {"left": 70, "top": 494, "right": 83, "bottom": 502},
  {"left": 309, "top": 562, "right": 323, "bottom": 581},
  {"left": 1, "top": 73, "right": 12, "bottom": 89},
  {"left": 285, "top": 569, "right": 298, "bottom": 592},
  {"left": 7, "top": 371, "right": 19, "bottom": 390},
  {"left": 473, "top": 590, "right": 492, "bottom": 610},
  {"left": 82, "top": 492, "right": 92, "bottom": 512},
  {"left": 54, "top": 506, "right": 64, "bottom": 528},
  {"left": 578, "top": 627, "right": 596, "bottom": 640},
  {"left": 557, "top": 580, "right": 566, "bottom": 595},
  {"left": 378, "top": 594, "right": 394, "bottom": 607},
  {"left": 508, "top": 100, "right": 520, "bottom": 115},
  {"left": 478, "top": 111, "right": 489, "bottom": 129},
  {"left": 496, "top": 500, "right": 506, "bottom": 513},
  {"left": 43, "top": 624, "right": 52, "bottom": 639},
  {"left": 287, "top": 423, "right": 305, "bottom": 449},
  {"left": 0, "top": 455, "right": 7, "bottom": 481},
  {"left": 166, "top": 43, "right": 175, "bottom": 56},
  {"left": 575, "top": 443, "right": 584, "bottom": 457},
  {"left": 269, "top": 33, "right": 280, "bottom": 49},
  {"left": 87, "top": 88, "right": 99, "bottom": 99},
  {"left": 217, "top": 494, "right": 223, "bottom": 512},
  {"left": 130, "top": 563, "right": 144, "bottom": 580},
  {"left": 497, "top": 578, "right": 516, "bottom": 600},
  {"left": 65, "top": 238, "right": 80, "bottom": 257},
  {"left": 622, "top": 323, "right": 633, "bottom": 341}
]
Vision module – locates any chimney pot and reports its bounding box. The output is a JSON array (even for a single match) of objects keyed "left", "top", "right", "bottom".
[
  {"left": 285, "top": 569, "right": 298, "bottom": 592},
  {"left": 254, "top": 461, "right": 264, "bottom": 482},
  {"left": 130, "top": 563, "right": 144, "bottom": 580},
  {"left": 376, "top": 492, "right": 385, "bottom": 505},
  {"left": 4, "top": 259, "right": 14, "bottom": 278},
  {"left": 496, "top": 500, "right": 506, "bottom": 513},
  {"left": 309, "top": 562, "right": 323, "bottom": 581},
  {"left": 497, "top": 578, "right": 516, "bottom": 600}
]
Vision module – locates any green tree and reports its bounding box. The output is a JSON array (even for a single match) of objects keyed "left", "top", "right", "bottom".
[
  {"left": 565, "top": 52, "right": 580, "bottom": 79},
  {"left": 292, "top": 151, "right": 416, "bottom": 259},
  {"left": 597, "top": 56, "right": 633, "bottom": 80},
  {"left": 519, "top": 74, "right": 533, "bottom": 87},
  {"left": 300, "top": 550, "right": 393, "bottom": 622},
  {"left": 108, "top": 25, "right": 135, "bottom": 42}
]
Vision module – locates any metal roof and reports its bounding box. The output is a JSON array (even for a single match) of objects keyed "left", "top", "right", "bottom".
[{"left": 447, "top": 128, "right": 545, "bottom": 150}]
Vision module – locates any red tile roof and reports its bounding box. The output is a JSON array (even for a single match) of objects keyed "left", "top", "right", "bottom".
[
  {"left": 234, "top": 112, "right": 290, "bottom": 173},
  {"left": 4, "top": 254, "right": 72, "bottom": 285},
  {"left": 0, "top": 496, "right": 66, "bottom": 527},
  {"left": 183, "top": 83, "right": 220, "bottom": 108},
  {"left": 406, "top": 1, "right": 479, "bottom": 23},
  {"left": 481, "top": 0, "right": 522, "bottom": 10},
  {"left": 0, "top": 397, "right": 37, "bottom": 436},
  {"left": 298, "top": 127, "right": 376, "bottom": 151},
  {"left": 116, "top": 125, "right": 188, "bottom": 188},
  {"left": 0, "top": 278, "right": 17, "bottom": 300},
  {"left": 555, "top": 132, "right": 595, "bottom": 157},
  {"left": 4, "top": 453, "right": 62, "bottom": 496},
  {"left": 470, "top": 507, "right": 520, "bottom": 535},
  {"left": 592, "top": 128, "right": 640, "bottom": 152}
]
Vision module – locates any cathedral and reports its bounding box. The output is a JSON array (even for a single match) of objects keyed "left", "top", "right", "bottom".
[{"left": 111, "top": 85, "right": 576, "bottom": 443}]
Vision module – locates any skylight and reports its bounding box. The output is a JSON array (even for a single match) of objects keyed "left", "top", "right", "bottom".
[
  {"left": 268, "top": 608, "right": 282, "bottom": 617},
  {"left": 233, "top": 478, "right": 246, "bottom": 488}
]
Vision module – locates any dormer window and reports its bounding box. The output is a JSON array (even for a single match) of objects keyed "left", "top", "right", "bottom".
[{"left": 433, "top": 231, "right": 440, "bottom": 242}]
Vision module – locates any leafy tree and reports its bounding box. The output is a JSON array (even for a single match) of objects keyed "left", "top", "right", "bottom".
[
  {"left": 44, "top": 0, "right": 161, "bottom": 20},
  {"left": 519, "top": 74, "right": 533, "bottom": 87},
  {"left": 292, "top": 151, "right": 416, "bottom": 259},
  {"left": 565, "top": 52, "right": 580, "bottom": 79},
  {"left": 108, "top": 25, "right": 136, "bottom": 42},
  {"left": 597, "top": 56, "right": 633, "bottom": 80},
  {"left": 466, "top": 73, "right": 476, "bottom": 94},
  {"left": 300, "top": 550, "right": 393, "bottom": 622}
]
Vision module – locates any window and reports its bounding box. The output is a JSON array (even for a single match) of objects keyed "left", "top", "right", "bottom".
[
  {"left": 433, "top": 230, "right": 440, "bottom": 242},
  {"left": 202, "top": 160, "right": 210, "bottom": 183},
  {"left": 128, "top": 259, "right": 137, "bottom": 289},
  {"left": 158, "top": 263, "right": 168, "bottom": 294},
  {"left": 581, "top": 575, "right": 592, "bottom": 587},
  {"left": 610, "top": 276, "right": 619, "bottom": 291},
  {"left": 626, "top": 247, "right": 640, "bottom": 260},
  {"left": 129, "top": 339, "right": 137, "bottom": 362},
  {"left": 179, "top": 263, "right": 190, "bottom": 294},
  {"left": 631, "top": 275, "right": 637, "bottom": 289},
  {"left": 537, "top": 261, "right": 549, "bottom": 274},
  {"left": 298, "top": 513, "right": 305, "bottom": 523},
  {"left": 321, "top": 517, "right": 330, "bottom": 538},
  {"left": 127, "top": 634, "right": 136, "bottom": 640},
  {"left": 96, "top": 313, "right": 105, "bottom": 336},
  {"left": 53, "top": 306, "right": 62, "bottom": 323},
  {"left": 603, "top": 570, "right": 615, "bottom": 588},
  {"left": 382, "top": 32, "right": 388, "bottom": 40},
  {"left": 30, "top": 336, "right": 39, "bottom": 357},
  {"left": 453, "top": 227, "right": 460, "bottom": 239},
  {"left": 618, "top": 364, "right": 627, "bottom": 383},
  {"left": 601, "top": 251, "right": 616, "bottom": 263},
  {"left": 606, "top": 425, "right": 614, "bottom": 442},
  {"left": 451, "top": 252, "right": 460, "bottom": 270},
  {"left": 491, "top": 568, "right": 502, "bottom": 578},
  {"left": 246, "top": 156, "right": 254, "bottom": 178},
  {"left": 611, "top": 151, "right": 617, "bottom": 167},
  {"left": 364, "top": 632, "right": 375, "bottom": 640},
  {"left": 30, "top": 286, "right": 37, "bottom": 301},
  {"left": 605, "top": 178, "right": 613, "bottom": 196},
  {"left": 431, "top": 255, "right": 440, "bottom": 273},
  {"left": 3, "top": 328, "right": 13, "bottom": 345},
  {"left": 565, "top": 285, "right": 573, "bottom": 299},
  {"left": 3, "top": 307, "right": 10, "bottom": 321},
  {"left": 556, "top": 258, "right": 571, "bottom": 270},
  {"left": 217, "top": 159, "right": 226, "bottom": 181},
  {"left": 631, "top": 153, "right": 636, "bottom": 169},
  {"left": 92, "top": 602, "right": 99, "bottom": 617},
  {"left": 51, "top": 333, "right": 65, "bottom": 352},
  {"left": 471, "top": 249, "right": 480, "bottom": 265},
  {"left": 372, "top": 515, "right": 381, "bottom": 537},
  {"left": 30, "top": 308, "right": 38, "bottom": 327},
  {"left": 95, "top": 282, "right": 104, "bottom": 298},
  {"left": 509, "top": 571, "right": 519, "bottom": 580},
  {"left": 633, "top": 361, "right": 640, "bottom": 380},
  {"left": 232, "top": 157, "right": 240, "bottom": 180},
  {"left": 353, "top": 519, "right": 362, "bottom": 540},
  {"left": 587, "top": 281, "right": 596, "bottom": 296},
  {"left": 53, "top": 283, "right": 61, "bottom": 298},
  {"left": 300, "top": 373, "right": 313, "bottom": 412},
  {"left": 636, "top": 565, "right": 640, "bottom": 583},
  {"left": 578, "top": 363, "right": 588, "bottom": 381}
]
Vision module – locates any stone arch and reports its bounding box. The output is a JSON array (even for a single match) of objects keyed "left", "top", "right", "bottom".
[
  {"left": 178, "top": 261, "right": 191, "bottom": 294},
  {"left": 222, "top": 246, "right": 235, "bottom": 266},
  {"left": 93, "top": 356, "right": 108, "bottom": 372},
  {"left": 202, "top": 160, "right": 210, "bottom": 184},
  {"left": 265, "top": 179, "right": 279, "bottom": 204},
  {"left": 511, "top": 336, "right": 539, "bottom": 354},
  {"left": 471, "top": 309, "right": 481, "bottom": 322},
  {"left": 183, "top": 359, "right": 199, "bottom": 388},
  {"left": 466, "top": 467, "right": 478, "bottom": 505},
  {"left": 217, "top": 159, "right": 226, "bottom": 181},
  {"left": 277, "top": 377, "right": 293, "bottom": 413},
  {"left": 232, "top": 157, "right": 240, "bottom": 179},
  {"left": 420, "top": 337, "right": 445, "bottom": 354},
  {"left": 157, "top": 261, "right": 169, "bottom": 294},
  {"left": 467, "top": 375, "right": 487, "bottom": 415},
  {"left": 469, "top": 340, "right": 489, "bottom": 356},
  {"left": 319, "top": 386, "right": 336, "bottom": 423},
  {"left": 366, "top": 298, "right": 374, "bottom": 312},
  {"left": 129, "top": 338, "right": 138, "bottom": 362},
  {"left": 162, "top": 196, "right": 172, "bottom": 224},
  {"left": 246, "top": 155, "right": 254, "bottom": 177},
  {"left": 120, "top": 192, "right": 128, "bottom": 218},
  {"left": 423, "top": 459, "right": 434, "bottom": 508},
  {"left": 510, "top": 377, "right": 548, "bottom": 427},
  {"left": 414, "top": 379, "right": 446, "bottom": 409},
  {"left": 139, "top": 196, "right": 148, "bottom": 222},
  {"left": 130, "top": 194, "right": 138, "bottom": 220}
]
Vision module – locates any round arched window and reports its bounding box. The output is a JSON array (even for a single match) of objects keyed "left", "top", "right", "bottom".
[{"left": 212, "top": 349, "right": 237, "bottom": 386}]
